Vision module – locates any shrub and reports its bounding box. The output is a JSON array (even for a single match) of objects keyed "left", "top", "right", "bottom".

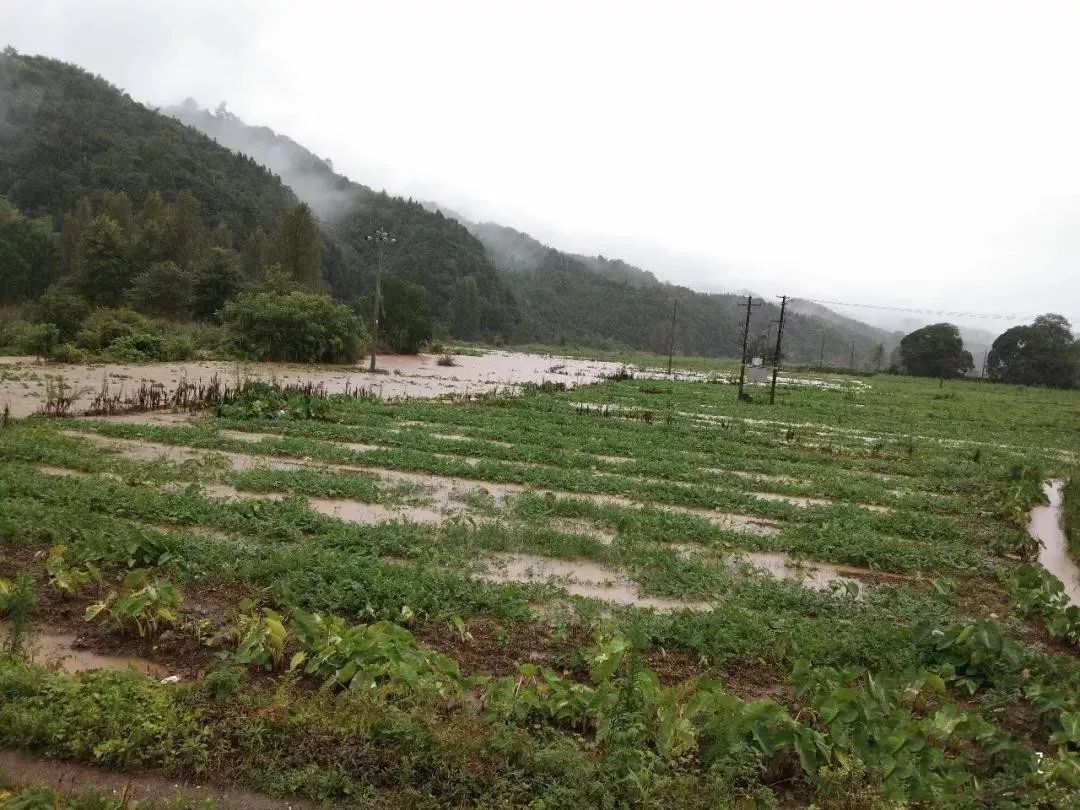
[
  {"left": 48, "top": 342, "right": 88, "bottom": 363},
  {"left": 126, "top": 261, "right": 195, "bottom": 318},
  {"left": 75, "top": 308, "right": 156, "bottom": 352},
  {"left": 220, "top": 291, "right": 367, "bottom": 363},
  {"left": 28, "top": 287, "right": 90, "bottom": 341}
]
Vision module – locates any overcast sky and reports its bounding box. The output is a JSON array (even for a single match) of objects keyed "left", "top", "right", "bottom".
[{"left": 4, "top": 0, "right": 1079, "bottom": 330}]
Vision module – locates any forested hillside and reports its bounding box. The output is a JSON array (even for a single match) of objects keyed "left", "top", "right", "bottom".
[
  {"left": 171, "top": 101, "right": 896, "bottom": 363},
  {"left": 441, "top": 214, "right": 897, "bottom": 364},
  {"left": 1, "top": 52, "right": 896, "bottom": 362},
  {"left": 165, "top": 101, "right": 516, "bottom": 339}
]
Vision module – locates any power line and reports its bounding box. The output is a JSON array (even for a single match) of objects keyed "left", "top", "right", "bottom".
[{"left": 792, "top": 296, "right": 1078, "bottom": 323}]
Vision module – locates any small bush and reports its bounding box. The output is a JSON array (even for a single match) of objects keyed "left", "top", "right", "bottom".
[
  {"left": 29, "top": 287, "right": 90, "bottom": 341},
  {"left": 221, "top": 291, "right": 367, "bottom": 363},
  {"left": 48, "top": 342, "right": 88, "bottom": 363}
]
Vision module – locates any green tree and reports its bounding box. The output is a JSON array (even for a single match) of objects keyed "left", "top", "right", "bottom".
[
  {"left": 30, "top": 288, "right": 90, "bottom": 342},
  {"left": 274, "top": 203, "right": 322, "bottom": 290},
  {"left": 59, "top": 198, "right": 93, "bottom": 277},
  {"left": 987, "top": 314, "right": 1077, "bottom": 388},
  {"left": 167, "top": 190, "right": 206, "bottom": 268},
  {"left": 872, "top": 343, "right": 886, "bottom": 372},
  {"left": 380, "top": 277, "right": 433, "bottom": 353},
  {"left": 131, "top": 191, "right": 170, "bottom": 268},
  {"left": 193, "top": 248, "right": 244, "bottom": 318},
  {"left": 101, "top": 190, "right": 134, "bottom": 237},
  {"left": 127, "top": 261, "right": 195, "bottom": 318},
  {"left": 0, "top": 199, "right": 55, "bottom": 301},
  {"left": 449, "top": 275, "right": 481, "bottom": 340},
  {"left": 898, "top": 323, "right": 973, "bottom": 380},
  {"left": 242, "top": 227, "right": 274, "bottom": 279},
  {"left": 220, "top": 291, "right": 366, "bottom": 363},
  {"left": 77, "top": 214, "right": 132, "bottom": 306}
]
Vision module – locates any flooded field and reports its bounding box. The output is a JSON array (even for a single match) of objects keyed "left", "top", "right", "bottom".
[
  {"left": 0, "top": 351, "right": 625, "bottom": 418},
  {"left": 1, "top": 364, "right": 1078, "bottom": 806}
]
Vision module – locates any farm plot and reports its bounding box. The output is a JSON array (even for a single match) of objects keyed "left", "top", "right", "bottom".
[{"left": 0, "top": 372, "right": 1079, "bottom": 807}]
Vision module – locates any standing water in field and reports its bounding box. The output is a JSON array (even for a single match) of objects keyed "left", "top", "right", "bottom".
[{"left": 1028, "top": 480, "right": 1080, "bottom": 607}]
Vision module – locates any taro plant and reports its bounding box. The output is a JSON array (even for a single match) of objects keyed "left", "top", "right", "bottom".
[
  {"left": 913, "top": 618, "right": 1019, "bottom": 693},
  {"left": 288, "top": 608, "right": 462, "bottom": 696},
  {"left": 230, "top": 600, "right": 288, "bottom": 671},
  {"left": 1007, "top": 563, "right": 1080, "bottom": 645},
  {"left": 44, "top": 544, "right": 100, "bottom": 595},
  {"left": 84, "top": 569, "right": 182, "bottom": 637}
]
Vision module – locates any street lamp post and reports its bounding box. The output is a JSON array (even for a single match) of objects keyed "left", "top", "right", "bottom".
[{"left": 366, "top": 227, "right": 396, "bottom": 372}]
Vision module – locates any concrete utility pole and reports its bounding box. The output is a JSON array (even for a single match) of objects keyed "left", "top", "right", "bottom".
[
  {"left": 769, "top": 295, "right": 788, "bottom": 405},
  {"left": 667, "top": 299, "right": 678, "bottom": 377},
  {"left": 366, "top": 227, "right": 396, "bottom": 372},
  {"left": 850, "top": 341, "right": 856, "bottom": 370},
  {"left": 736, "top": 295, "right": 761, "bottom": 401}
]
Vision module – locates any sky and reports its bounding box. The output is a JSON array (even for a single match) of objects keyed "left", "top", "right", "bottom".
[{"left": 3, "top": 0, "right": 1080, "bottom": 331}]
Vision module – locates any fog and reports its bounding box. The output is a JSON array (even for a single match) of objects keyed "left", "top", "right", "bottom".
[{"left": 3, "top": 0, "right": 1080, "bottom": 333}]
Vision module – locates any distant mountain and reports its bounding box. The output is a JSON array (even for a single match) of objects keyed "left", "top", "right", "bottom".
[
  {"left": 165, "top": 100, "right": 517, "bottom": 338},
  {"left": 169, "top": 100, "right": 897, "bottom": 363},
  {"left": 0, "top": 53, "right": 296, "bottom": 241}
]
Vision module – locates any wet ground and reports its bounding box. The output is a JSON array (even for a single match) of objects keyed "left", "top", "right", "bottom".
[
  {"left": 0, "top": 351, "right": 625, "bottom": 419},
  {"left": 1029, "top": 480, "right": 1080, "bottom": 606}
]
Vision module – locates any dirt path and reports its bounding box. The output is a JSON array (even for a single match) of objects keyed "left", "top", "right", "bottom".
[{"left": 0, "top": 749, "right": 313, "bottom": 809}]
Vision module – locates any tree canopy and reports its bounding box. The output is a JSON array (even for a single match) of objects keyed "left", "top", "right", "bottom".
[
  {"left": 987, "top": 314, "right": 1077, "bottom": 388},
  {"left": 898, "top": 323, "right": 974, "bottom": 379}
]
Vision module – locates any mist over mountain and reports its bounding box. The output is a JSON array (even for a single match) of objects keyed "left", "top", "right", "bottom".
[{"left": 166, "top": 98, "right": 899, "bottom": 363}]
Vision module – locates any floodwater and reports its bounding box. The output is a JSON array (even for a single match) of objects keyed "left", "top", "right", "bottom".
[
  {"left": 1028, "top": 480, "right": 1080, "bottom": 607},
  {"left": 479, "top": 553, "right": 712, "bottom": 612},
  {"left": 27, "top": 630, "right": 168, "bottom": 677},
  {"left": 674, "top": 545, "right": 867, "bottom": 592},
  {"left": 65, "top": 429, "right": 783, "bottom": 536},
  {"left": 0, "top": 351, "right": 624, "bottom": 419}
]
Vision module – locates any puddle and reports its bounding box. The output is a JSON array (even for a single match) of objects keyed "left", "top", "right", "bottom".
[
  {"left": 733, "top": 551, "right": 864, "bottom": 593},
  {"left": 217, "top": 429, "right": 280, "bottom": 443},
  {"left": 673, "top": 545, "right": 868, "bottom": 594},
  {"left": 86, "top": 411, "right": 197, "bottom": 426},
  {"left": 750, "top": 491, "right": 833, "bottom": 508},
  {"left": 58, "top": 431, "right": 782, "bottom": 537},
  {"left": 63, "top": 431, "right": 300, "bottom": 471},
  {"left": 549, "top": 517, "right": 618, "bottom": 544},
  {"left": 479, "top": 553, "right": 711, "bottom": 612},
  {"left": 1028, "top": 480, "right": 1080, "bottom": 607},
  {"left": 24, "top": 631, "right": 169, "bottom": 678},
  {"left": 305, "top": 497, "right": 450, "bottom": 525},
  {"left": 592, "top": 454, "right": 632, "bottom": 464},
  {"left": 727, "top": 470, "right": 806, "bottom": 485}
]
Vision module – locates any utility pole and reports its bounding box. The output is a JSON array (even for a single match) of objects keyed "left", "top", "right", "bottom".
[
  {"left": 850, "top": 341, "right": 856, "bottom": 370},
  {"left": 736, "top": 295, "right": 762, "bottom": 401},
  {"left": 769, "top": 295, "right": 788, "bottom": 405},
  {"left": 667, "top": 299, "right": 678, "bottom": 377},
  {"left": 366, "top": 227, "right": 396, "bottom": 372},
  {"left": 819, "top": 330, "right": 826, "bottom": 369}
]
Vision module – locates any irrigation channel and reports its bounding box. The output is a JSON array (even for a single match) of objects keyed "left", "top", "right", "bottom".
[{"left": 1029, "top": 479, "right": 1080, "bottom": 606}]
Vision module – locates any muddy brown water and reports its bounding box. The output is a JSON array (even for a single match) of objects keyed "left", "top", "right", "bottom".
[
  {"left": 64, "top": 430, "right": 782, "bottom": 536},
  {"left": 479, "top": 553, "right": 712, "bottom": 612},
  {"left": 1028, "top": 480, "right": 1080, "bottom": 606},
  {"left": 0, "top": 351, "right": 624, "bottom": 419},
  {"left": 2, "top": 628, "right": 170, "bottom": 678}
]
